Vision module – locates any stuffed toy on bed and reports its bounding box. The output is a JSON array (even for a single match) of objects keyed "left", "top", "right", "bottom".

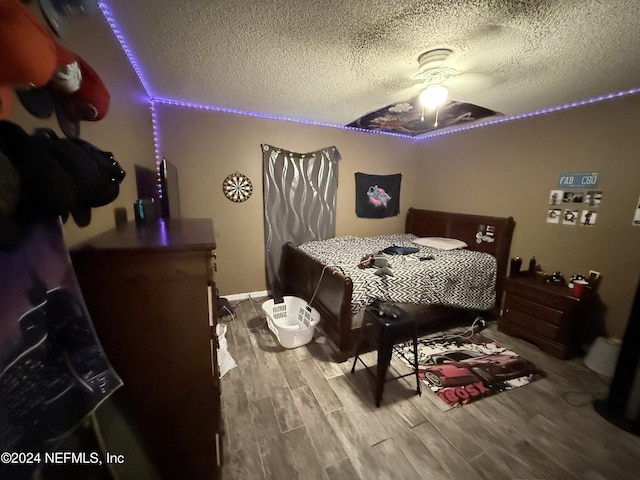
[{"left": 358, "top": 254, "right": 393, "bottom": 276}]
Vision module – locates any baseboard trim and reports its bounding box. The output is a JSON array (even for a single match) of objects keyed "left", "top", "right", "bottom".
[{"left": 221, "top": 290, "right": 271, "bottom": 302}]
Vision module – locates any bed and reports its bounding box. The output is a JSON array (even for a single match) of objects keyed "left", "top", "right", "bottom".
[{"left": 280, "top": 208, "right": 515, "bottom": 360}]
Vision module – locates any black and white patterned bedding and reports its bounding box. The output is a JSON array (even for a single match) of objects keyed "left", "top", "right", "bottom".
[{"left": 297, "top": 234, "right": 497, "bottom": 313}]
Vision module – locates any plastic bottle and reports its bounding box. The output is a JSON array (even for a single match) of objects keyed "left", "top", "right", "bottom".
[
  {"left": 510, "top": 257, "right": 522, "bottom": 277},
  {"left": 528, "top": 256, "right": 536, "bottom": 275}
]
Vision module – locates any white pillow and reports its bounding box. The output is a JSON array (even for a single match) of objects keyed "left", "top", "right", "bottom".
[{"left": 412, "top": 237, "right": 468, "bottom": 250}]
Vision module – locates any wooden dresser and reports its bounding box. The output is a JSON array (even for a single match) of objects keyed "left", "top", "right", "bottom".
[
  {"left": 70, "top": 218, "right": 222, "bottom": 479},
  {"left": 499, "top": 274, "right": 596, "bottom": 359}
]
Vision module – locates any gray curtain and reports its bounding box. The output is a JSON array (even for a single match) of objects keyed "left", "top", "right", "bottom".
[{"left": 262, "top": 144, "right": 341, "bottom": 299}]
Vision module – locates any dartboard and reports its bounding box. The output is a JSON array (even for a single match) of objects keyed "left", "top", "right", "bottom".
[{"left": 222, "top": 172, "right": 253, "bottom": 202}]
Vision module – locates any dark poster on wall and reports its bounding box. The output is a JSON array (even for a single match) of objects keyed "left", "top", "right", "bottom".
[
  {"left": 0, "top": 219, "right": 121, "bottom": 479},
  {"left": 355, "top": 172, "right": 402, "bottom": 218}
]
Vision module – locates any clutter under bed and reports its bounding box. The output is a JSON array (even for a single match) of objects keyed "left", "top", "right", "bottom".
[{"left": 281, "top": 208, "right": 515, "bottom": 360}]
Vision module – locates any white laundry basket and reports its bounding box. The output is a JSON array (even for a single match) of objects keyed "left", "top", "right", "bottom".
[{"left": 262, "top": 296, "right": 320, "bottom": 349}]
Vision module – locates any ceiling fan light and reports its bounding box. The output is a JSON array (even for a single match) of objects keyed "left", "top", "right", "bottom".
[{"left": 419, "top": 84, "right": 448, "bottom": 109}]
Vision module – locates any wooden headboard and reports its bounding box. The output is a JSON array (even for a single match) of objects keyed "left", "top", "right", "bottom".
[{"left": 405, "top": 208, "right": 516, "bottom": 311}]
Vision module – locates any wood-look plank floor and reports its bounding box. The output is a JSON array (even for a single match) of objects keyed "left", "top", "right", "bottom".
[{"left": 219, "top": 298, "right": 640, "bottom": 480}]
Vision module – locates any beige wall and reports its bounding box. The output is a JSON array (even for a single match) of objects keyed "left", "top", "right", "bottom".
[
  {"left": 155, "top": 104, "right": 420, "bottom": 296},
  {"left": 156, "top": 96, "right": 640, "bottom": 340},
  {"left": 413, "top": 96, "right": 640, "bottom": 339},
  {"left": 6, "top": 5, "right": 156, "bottom": 247}
]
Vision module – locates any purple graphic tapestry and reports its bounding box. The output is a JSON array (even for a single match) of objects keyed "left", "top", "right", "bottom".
[{"left": 355, "top": 172, "right": 401, "bottom": 218}]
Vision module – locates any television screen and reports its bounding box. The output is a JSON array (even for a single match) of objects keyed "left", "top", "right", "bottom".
[
  {"left": 134, "top": 164, "right": 159, "bottom": 200},
  {"left": 160, "top": 158, "right": 181, "bottom": 219}
]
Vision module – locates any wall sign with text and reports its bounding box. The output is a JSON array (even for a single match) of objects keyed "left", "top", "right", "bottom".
[
  {"left": 558, "top": 172, "right": 599, "bottom": 188},
  {"left": 547, "top": 172, "right": 602, "bottom": 226}
]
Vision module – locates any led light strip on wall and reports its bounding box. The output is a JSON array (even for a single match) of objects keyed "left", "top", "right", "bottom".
[
  {"left": 97, "top": 1, "right": 153, "bottom": 99},
  {"left": 150, "top": 102, "right": 163, "bottom": 197}
]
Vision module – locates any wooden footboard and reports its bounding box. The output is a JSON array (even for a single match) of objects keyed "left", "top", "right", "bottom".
[{"left": 280, "top": 242, "right": 354, "bottom": 358}]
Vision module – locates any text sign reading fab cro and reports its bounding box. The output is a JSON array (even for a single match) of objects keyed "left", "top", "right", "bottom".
[{"left": 558, "top": 172, "right": 599, "bottom": 188}]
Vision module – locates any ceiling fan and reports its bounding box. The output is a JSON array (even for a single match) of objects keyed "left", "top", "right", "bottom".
[
  {"left": 347, "top": 47, "right": 502, "bottom": 136},
  {"left": 412, "top": 48, "right": 460, "bottom": 125}
]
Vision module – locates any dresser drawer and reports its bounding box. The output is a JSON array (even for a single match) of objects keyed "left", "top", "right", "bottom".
[
  {"left": 504, "top": 293, "right": 565, "bottom": 326},
  {"left": 498, "top": 320, "right": 570, "bottom": 359},
  {"left": 502, "top": 307, "right": 560, "bottom": 340},
  {"left": 505, "top": 279, "right": 579, "bottom": 312}
]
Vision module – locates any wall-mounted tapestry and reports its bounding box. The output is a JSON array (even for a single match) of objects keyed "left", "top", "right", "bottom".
[
  {"left": 355, "top": 172, "right": 401, "bottom": 218},
  {"left": 0, "top": 219, "right": 121, "bottom": 479},
  {"left": 262, "top": 144, "right": 341, "bottom": 298}
]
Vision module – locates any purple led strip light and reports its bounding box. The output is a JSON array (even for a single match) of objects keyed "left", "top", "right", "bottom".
[
  {"left": 98, "top": 3, "right": 415, "bottom": 140},
  {"left": 418, "top": 88, "right": 640, "bottom": 139},
  {"left": 100, "top": 0, "right": 640, "bottom": 148},
  {"left": 97, "top": 1, "right": 153, "bottom": 99},
  {"left": 151, "top": 97, "right": 415, "bottom": 139},
  {"left": 98, "top": 1, "right": 163, "bottom": 195},
  {"left": 150, "top": 102, "right": 163, "bottom": 198}
]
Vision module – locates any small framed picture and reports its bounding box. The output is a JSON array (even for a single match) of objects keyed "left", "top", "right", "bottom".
[
  {"left": 563, "top": 191, "right": 584, "bottom": 203},
  {"left": 586, "top": 191, "right": 602, "bottom": 207},
  {"left": 633, "top": 196, "right": 640, "bottom": 226},
  {"left": 580, "top": 210, "right": 597, "bottom": 226},
  {"left": 562, "top": 209, "right": 579, "bottom": 225},
  {"left": 547, "top": 209, "right": 561, "bottom": 224},
  {"left": 549, "top": 190, "right": 563, "bottom": 205}
]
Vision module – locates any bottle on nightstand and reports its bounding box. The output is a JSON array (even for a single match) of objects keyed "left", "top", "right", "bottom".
[
  {"left": 528, "top": 256, "right": 536, "bottom": 275},
  {"left": 510, "top": 257, "right": 522, "bottom": 278}
]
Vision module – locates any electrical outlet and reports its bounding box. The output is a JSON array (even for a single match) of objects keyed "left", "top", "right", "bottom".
[{"left": 589, "top": 270, "right": 600, "bottom": 280}]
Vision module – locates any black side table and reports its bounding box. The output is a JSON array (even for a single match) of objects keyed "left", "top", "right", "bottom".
[{"left": 351, "top": 304, "right": 422, "bottom": 407}]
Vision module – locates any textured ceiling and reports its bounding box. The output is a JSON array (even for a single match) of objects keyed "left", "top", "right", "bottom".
[{"left": 103, "top": 0, "right": 640, "bottom": 135}]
